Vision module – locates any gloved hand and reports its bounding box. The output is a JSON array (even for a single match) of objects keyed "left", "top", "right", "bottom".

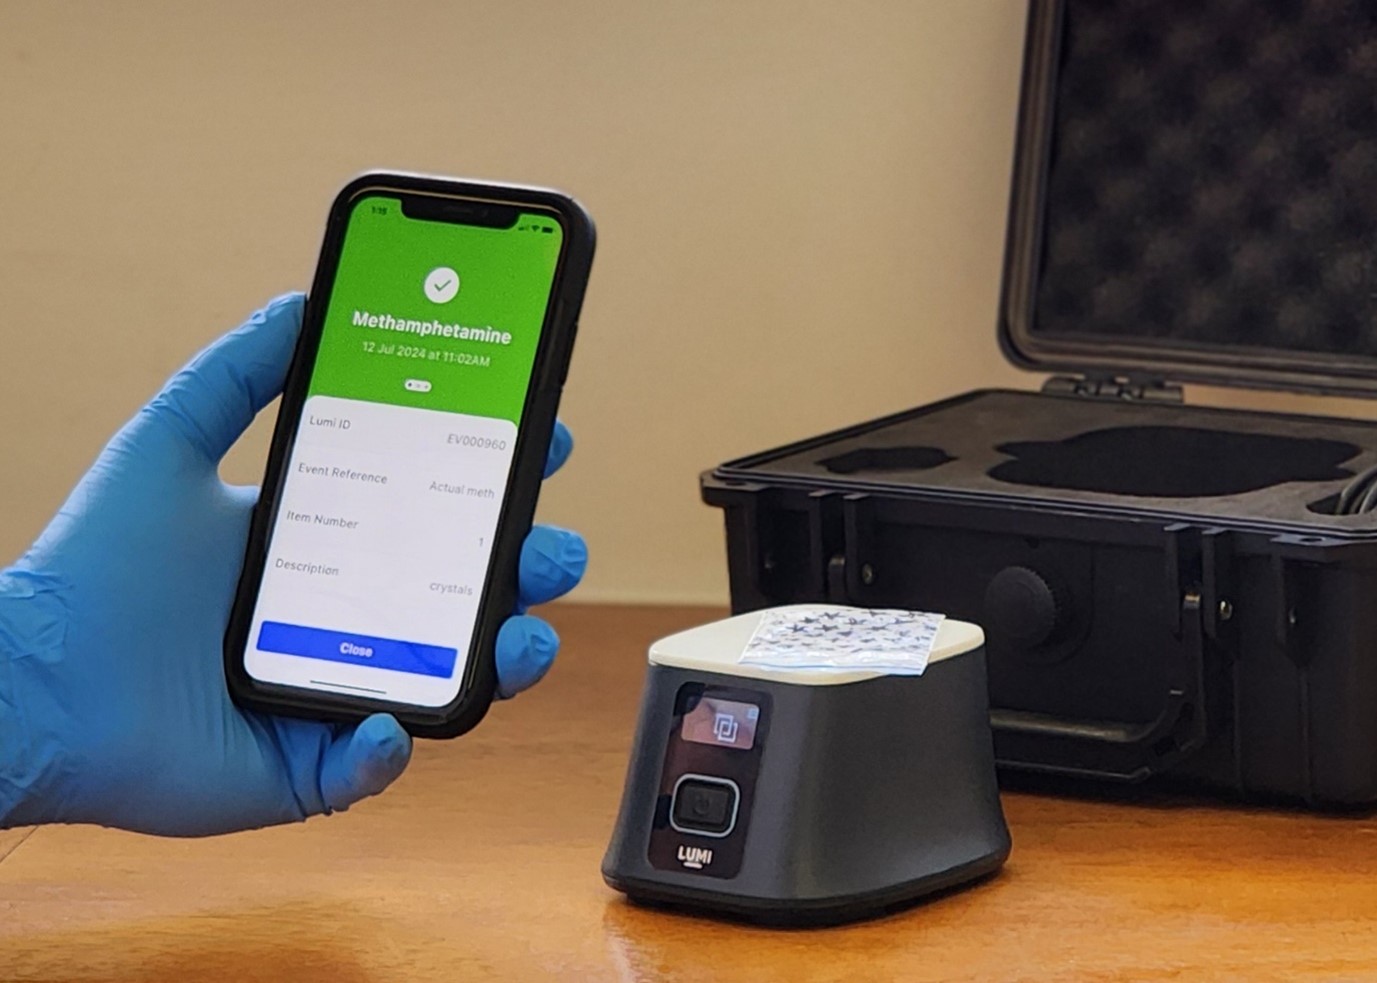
[{"left": 0, "top": 293, "right": 587, "bottom": 836}]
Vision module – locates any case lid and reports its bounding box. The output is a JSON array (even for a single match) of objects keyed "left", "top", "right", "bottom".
[
  {"left": 1001, "top": 0, "right": 1377, "bottom": 396},
  {"left": 649, "top": 605, "right": 985, "bottom": 687}
]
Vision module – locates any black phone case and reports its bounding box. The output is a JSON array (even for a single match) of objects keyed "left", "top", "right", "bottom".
[{"left": 224, "top": 171, "right": 595, "bottom": 738}]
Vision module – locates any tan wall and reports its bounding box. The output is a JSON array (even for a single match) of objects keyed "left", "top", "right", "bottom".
[{"left": 7, "top": 2, "right": 1364, "bottom": 606}]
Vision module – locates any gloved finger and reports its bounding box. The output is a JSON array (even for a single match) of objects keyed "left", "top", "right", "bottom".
[
  {"left": 518, "top": 525, "right": 588, "bottom": 609},
  {"left": 318, "top": 713, "right": 412, "bottom": 813},
  {"left": 495, "top": 615, "right": 560, "bottom": 699},
  {"left": 147, "top": 293, "right": 304, "bottom": 463},
  {"left": 544, "top": 420, "right": 573, "bottom": 478}
]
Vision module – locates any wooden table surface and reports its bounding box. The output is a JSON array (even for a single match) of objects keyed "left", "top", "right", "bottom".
[{"left": 3, "top": 603, "right": 1377, "bottom": 982}]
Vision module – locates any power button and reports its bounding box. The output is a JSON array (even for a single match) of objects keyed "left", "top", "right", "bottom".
[
  {"left": 558, "top": 323, "right": 578, "bottom": 384},
  {"left": 669, "top": 774, "right": 739, "bottom": 838}
]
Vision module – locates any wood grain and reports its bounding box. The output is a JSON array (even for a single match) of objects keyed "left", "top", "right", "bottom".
[{"left": 2, "top": 603, "right": 1376, "bottom": 982}]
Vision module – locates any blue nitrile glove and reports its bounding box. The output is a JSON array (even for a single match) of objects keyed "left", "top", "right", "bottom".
[{"left": 0, "top": 293, "right": 587, "bottom": 836}]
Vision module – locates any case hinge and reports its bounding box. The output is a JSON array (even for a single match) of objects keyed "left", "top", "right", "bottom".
[{"left": 1042, "top": 374, "right": 1184, "bottom": 403}]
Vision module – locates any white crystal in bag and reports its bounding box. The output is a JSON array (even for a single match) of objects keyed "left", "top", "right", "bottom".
[{"left": 739, "top": 607, "right": 945, "bottom": 675}]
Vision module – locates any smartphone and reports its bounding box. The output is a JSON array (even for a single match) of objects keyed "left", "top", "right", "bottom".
[{"left": 224, "top": 172, "right": 594, "bottom": 737}]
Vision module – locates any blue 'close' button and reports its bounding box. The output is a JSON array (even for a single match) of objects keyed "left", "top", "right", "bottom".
[{"left": 256, "top": 621, "right": 458, "bottom": 678}]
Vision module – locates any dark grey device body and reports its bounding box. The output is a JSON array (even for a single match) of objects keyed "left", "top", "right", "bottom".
[{"left": 601, "top": 630, "right": 1011, "bottom": 926}]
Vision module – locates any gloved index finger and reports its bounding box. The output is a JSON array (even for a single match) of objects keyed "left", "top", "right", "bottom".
[
  {"left": 518, "top": 525, "right": 588, "bottom": 608},
  {"left": 147, "top": 293, "right": 305, "bottom": 462}
]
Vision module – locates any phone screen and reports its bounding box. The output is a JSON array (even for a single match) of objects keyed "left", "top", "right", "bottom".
[{"left": 242, "top": 193, "right": 564, "bottom": 707}]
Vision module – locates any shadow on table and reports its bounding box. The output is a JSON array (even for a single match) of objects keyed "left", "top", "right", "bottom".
[
  {"left": 597, "top": 867, "right": 1010, "bottom": 983},
  {"left": 2, "top": 901, "right": 377, "bottom": 983}
]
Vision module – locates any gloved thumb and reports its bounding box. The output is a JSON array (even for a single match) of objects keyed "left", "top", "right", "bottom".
[
  {"left": 146, "top": 293, "right": 304, "bottom": 462},
  {"left": 319, "top": 713, "right": 413, "bottom": 812}
]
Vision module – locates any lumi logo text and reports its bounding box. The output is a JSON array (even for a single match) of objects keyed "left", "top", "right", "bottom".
[{"left": 677, "top": 845, "right": 714, "bottom": 870}]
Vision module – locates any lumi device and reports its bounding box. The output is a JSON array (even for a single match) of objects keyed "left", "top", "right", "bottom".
[{"left": 601, "top": 604, "right": 1011, "bottom": 925}]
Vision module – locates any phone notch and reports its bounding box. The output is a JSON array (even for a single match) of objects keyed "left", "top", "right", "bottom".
[{"left": 401, "top": 196, "right": 520, "bottom": 229}]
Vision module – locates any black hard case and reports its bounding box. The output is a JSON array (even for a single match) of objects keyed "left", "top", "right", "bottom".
[{"left": 701, "top": 0, "right": 1377, "bottom": 804}]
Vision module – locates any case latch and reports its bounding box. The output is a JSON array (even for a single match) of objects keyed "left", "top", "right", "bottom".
[{"left": 1042, "top": 375, "right": 1184, "bottom": 403}]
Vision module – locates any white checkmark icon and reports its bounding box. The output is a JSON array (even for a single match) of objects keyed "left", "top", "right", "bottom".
[{"left": 424, "top": 267, "right": 460, "bottom": 304}]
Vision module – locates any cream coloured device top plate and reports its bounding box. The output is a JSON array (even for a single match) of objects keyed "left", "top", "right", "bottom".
[{"left": 648, "top": 604, "right": 985, "bottom": 687}]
